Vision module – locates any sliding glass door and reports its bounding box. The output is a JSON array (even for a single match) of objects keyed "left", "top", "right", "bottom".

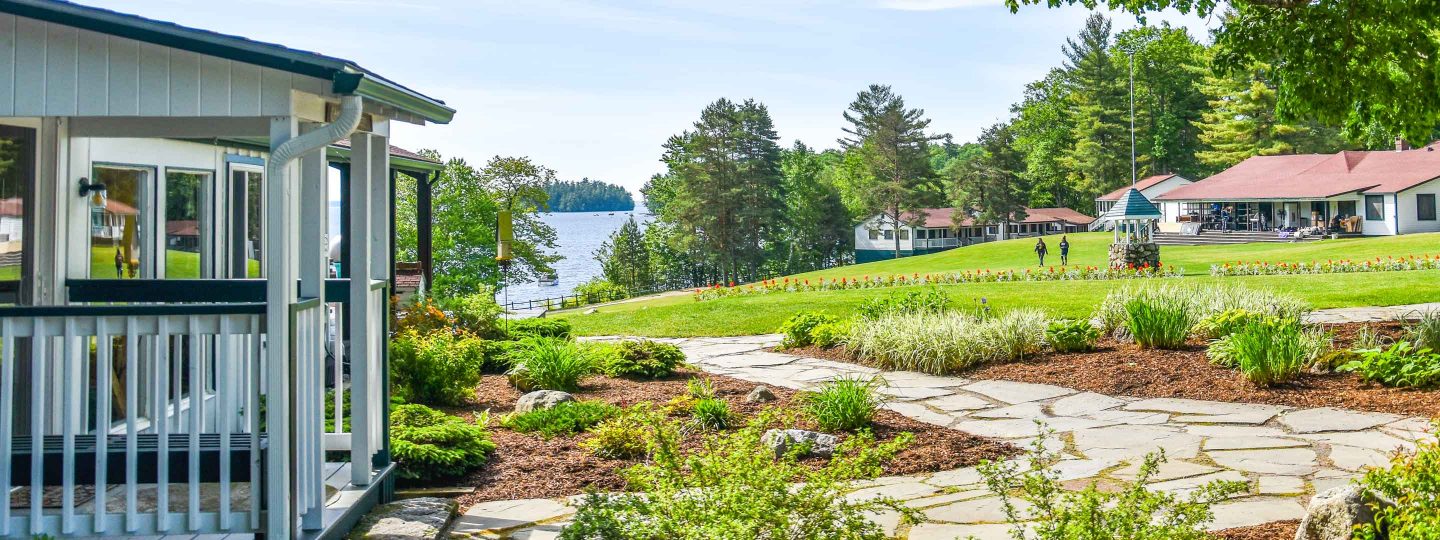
[{"left": 0, "top": 125, "right": 35, "bottom": 304}]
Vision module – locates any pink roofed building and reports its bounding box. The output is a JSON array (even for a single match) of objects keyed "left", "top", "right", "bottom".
[
  {"left": 1094, "top": 174, "right": 1193, "bottom": 217},
  {"left": 1154, "top": 141, "right": 1440, "bottom": 236},
  {"left": 853, "top": 206, "right": 1094, "bottom": 263}
]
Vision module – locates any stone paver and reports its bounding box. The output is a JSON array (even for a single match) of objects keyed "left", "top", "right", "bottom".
[
  {"left": 1305, "top": 302, "right": 1440, "bottom": 324},
  {"left": 487, "top": 335, "right": 1433, "bottom": 539}
]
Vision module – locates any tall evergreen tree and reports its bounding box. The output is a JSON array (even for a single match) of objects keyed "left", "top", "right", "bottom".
[
  {"left": 1117, "top": 25, "right": 1209, "bottom": 179},
  {"left": 772, "top": 142, "right": 852, "bottom": 274},
  {"left": 946, "top": 123, "right": 1031, "bottom": 238},
  {"left": 1193, "top": 59, "right": 1348, "bottom": 173},
  {"left": 1061, "top": 14, "right": 1132, "bottom": 203},
  {"left": 839, "top": 84, "right": 944, "bottom": 259},
  {"left": 595, "top": 217, "right": 653, "bottom": 293}
]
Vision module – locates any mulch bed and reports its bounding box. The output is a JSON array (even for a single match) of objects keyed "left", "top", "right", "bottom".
[
  {"left": 1212, "top": 520, "right": 1300, "bottom": 540},
  {"left": 786, "top": 321, "right": 1440, "bottom": 418},
  {"left": 439, "top": 368, "right": 1017, "bottom": 507}
]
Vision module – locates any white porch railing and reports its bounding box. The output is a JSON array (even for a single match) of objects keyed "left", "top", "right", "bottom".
[{"left": 0, "top": 306, "right": 265, "bottom": 537}]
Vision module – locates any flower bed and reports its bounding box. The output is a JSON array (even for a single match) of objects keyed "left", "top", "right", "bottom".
[
  {"left": 694, "top": 264, "right": 1184, "bottom": 301},
  {"left": 1210, "top": 254, "right": 1440, "bottom": 277}
]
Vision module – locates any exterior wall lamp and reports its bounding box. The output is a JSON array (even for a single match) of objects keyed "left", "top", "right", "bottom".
[{"left": 78, "top": 177, "right": 107, "bottom": 208}]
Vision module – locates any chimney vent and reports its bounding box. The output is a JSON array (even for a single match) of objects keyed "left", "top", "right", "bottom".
[{"left": 1397, "top": 137, "right": 1412, "bottom": 151}]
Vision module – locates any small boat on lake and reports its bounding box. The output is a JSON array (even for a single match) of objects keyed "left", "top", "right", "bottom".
[{"left": 538, "top": 273, "right": 559, "bottom": 286}]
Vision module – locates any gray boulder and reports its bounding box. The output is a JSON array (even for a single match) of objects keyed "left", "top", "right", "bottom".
[
  {"left": 348, "top": 496, "right": 456, "bottom": 540},
  {"left": 745, "top": 386, "right": 777, "bottom": 403},
  {"left": 762, "top": 429, "right": 838, "bottom": 458},
  {"left": 515, "top": 390, "right": 574, "bottom": 414},
  {"left": 1295, "top": 485, "right": 1392, "bottom": 540}
]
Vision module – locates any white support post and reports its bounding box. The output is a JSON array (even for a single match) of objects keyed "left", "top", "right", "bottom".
[
  {"left": 298, "top": 137, "right": 328, "bottom": 530},
  {"left": 265, "top": 116, "right": 297, "bottom": 539},
  {"left": 347, "top": 133, "right": 376, "bottom": 486}
]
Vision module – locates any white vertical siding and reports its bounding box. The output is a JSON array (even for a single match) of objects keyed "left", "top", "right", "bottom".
[
  {"left": 0, "top": 13, "right": 329, "bottom": 118},
  {"left": 1398, "top": 180, "right": 1440, "bottom": 234}
]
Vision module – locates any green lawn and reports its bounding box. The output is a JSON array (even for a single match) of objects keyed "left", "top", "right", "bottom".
[
  {"left": 559, "top": 270, "right": 1440, "bottom": 337},
  {"left": 790, "top": 232, "right": 1440, "bottom": 279}
]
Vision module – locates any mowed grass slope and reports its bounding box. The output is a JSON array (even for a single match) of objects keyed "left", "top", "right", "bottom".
[
  {"left": 787, "top": 231, "right": 1440, "bottom": 280},
  {"left": 559, "top": 233, "right": 1440, "bottom": 337}
]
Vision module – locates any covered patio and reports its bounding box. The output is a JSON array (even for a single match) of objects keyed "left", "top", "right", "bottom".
[{"left": 0, "top": 1, "right": 454, "bottom": 538}]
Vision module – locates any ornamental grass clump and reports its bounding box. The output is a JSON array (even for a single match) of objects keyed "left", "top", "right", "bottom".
[
  {"left": 1124, "top": 296, "right": 1194, "bottom": 350},
  {"left": 689, "top": 398, "right": 733, "bottom": 430},
  {"left": 1095, "top": 283, "right": 1309, "bottom": 334},
  {"left": 1208, "top": 318, "right": 1310, "bottom": 386},
  {"left": 507, "top": 337, "right": 594, "bottom": 392},
  {"left": 559, "top": 411, "right": 920, "bottom": 540},
  {"left": 1191, "top": 308, "right": 1267, "bottom": 340},
  {"left": 803, "top": 376, "right": 884, "bottom": 432},
  {"left": 845, "top": 309, "right": 1046, "bottom": 374},
  {"left": 1407, "top": 311, "right": 1440, "bottom": 352},
  {"left": 978, "top": 432, "right": 1246, "bottom": 540},
  {"left": 1045, "top": 319, "right": 1100, "bottom": 353},
  {"left": 390, "top": 404, "right": 496, "bottom": 481}
]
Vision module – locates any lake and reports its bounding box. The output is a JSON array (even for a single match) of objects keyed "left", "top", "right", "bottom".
[{"left": 497, "top": 208, "right": 652, "bottom": 306}]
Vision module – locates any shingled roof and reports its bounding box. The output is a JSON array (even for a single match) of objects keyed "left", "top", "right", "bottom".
[
  {"left": 898, "top": 207, "right": 1094, "bottom": 228},
  {"left": 1096, "top": 174, "right": 1177, "bottom": 201},
  {"left": 1157, "top": 143, "right": 1440, "bottom": 201}
]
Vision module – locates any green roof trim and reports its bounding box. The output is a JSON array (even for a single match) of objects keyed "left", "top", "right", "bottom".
[
  {"left": 1099, "top": 188, "right": 1163, "bottom": 221},
  {"left": 0, "top": 0, "right": 455, "bottom": 124}
]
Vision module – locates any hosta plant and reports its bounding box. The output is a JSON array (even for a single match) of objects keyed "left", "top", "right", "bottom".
[
  {"left": 1338, "top": 341, "right": 1440, "bottom": 388},
  {"left": 1045, "top": 319, "right": 1100, "bottom": 353}
]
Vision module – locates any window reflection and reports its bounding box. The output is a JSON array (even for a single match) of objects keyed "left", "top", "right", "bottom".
[
  {"left": 92, "top": 167, "right": 147, "bottom": 278},
  {"left": 165, "top": 170, "right": 209, "bottom": 278}
]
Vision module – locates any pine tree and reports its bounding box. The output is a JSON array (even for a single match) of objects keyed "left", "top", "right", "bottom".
[
  {"left": 839, "top": 84, "right": 944, "bottom": 259},
  {"left": 1061, "top": 13, "right": 1132, "bottom": 204},
  {"left": 1193, "top": 60, "right": 1349, "bottom": 174},
  {"left": 595, "top": 217, "right": 653, "bottom": 293},
  {"left": 947, "top": 123, "right": 1031, "bottom": 238}
]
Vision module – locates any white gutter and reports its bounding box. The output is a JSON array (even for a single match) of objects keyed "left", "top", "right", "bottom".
[{"left": 266, "top": 95, "right": 365, "bottom": 184}]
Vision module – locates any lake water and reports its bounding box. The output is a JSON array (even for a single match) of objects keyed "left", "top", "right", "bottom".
[{"left": 497, "top": 208, "right": 652, "bottom": 306}]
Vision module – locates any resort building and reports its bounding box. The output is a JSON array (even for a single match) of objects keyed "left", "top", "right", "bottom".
[
  {"left": 0, "top": 1, "right": 452, "bottom": 538},
  {"left": 1153, "top": 141, "right": 1440, "bottom": 236},
  {"left": 854, "top": 207, "right": 1094, "bottom": 262},
  {"left": 1094, "top": 173, "right": 1192, "bottom": 217}
]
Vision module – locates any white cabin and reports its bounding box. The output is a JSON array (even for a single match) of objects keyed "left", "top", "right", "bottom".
[{"left": 0, "top": 1, "right": 454, "bottom": 538}]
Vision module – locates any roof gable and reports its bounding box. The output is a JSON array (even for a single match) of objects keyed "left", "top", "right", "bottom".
[
  {"left": 1096, "top": 174, "right": 1179, "bottom": 201},
  {"left": 1159, "top": 145, "right": 1440, "bottom": 201}
]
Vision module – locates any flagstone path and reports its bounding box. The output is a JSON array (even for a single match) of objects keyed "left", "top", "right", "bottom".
[
  {"left": 451, "top": 334, "right": 1434, "bottom": 540},
  {"left": 1305, "top": 301, "right": 1440, "bottom": 324}
]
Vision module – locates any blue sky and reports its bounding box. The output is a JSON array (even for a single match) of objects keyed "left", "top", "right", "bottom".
[{"left": 82, "top": 0, "right": 1214, "bottom": 195}]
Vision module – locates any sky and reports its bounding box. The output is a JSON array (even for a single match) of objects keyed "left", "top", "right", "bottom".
[{"left": 82, "top": 0, "right": 1217, "bottom": 196}]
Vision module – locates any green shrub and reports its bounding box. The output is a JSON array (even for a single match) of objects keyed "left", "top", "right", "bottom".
[
  {"left": 690, "top": 398, "right": 732, "bottom": 430},
  {"left": 481, "top": 339, "right": 526, "bottom": 373},
  {"left": 507, "top": 338, "right": 594, "bottom": 392},
  {"left": 856, "top": 287, "right": 950, "bottom": 320},
  {"left": 978, "top": 433, "right": 1246, "bottom": 540},
  {"left": 1356, "top": 420, "right": 1440, "bottom": 539},
  {"left": 686, "top": 377, "right": 717, "bottom": 399},
  {"left": 571, "top": 278, "right": 628, "bottom": 307},
  {"left": 1354, "top": 325, "right": 1389, "bottom": 350},
  {"left": 582, "top": 404, "right": 661, "bottom": 459},
  {"left": 1211, "top": 318, "right": 1310, "bottom": 386},
  {"left": 1191, "top": 308, "right": 1267, "bottom": 340},
  {"left": 804, "top": 376, "right": 884, "bottom": 432},
  {"left": 846, "top": 309, "right": 1048, "bottom": 373},
  {"left": 810, "top": 320, "right": 851, "bottom": 349},
  {"left": 438, "top": 289, "right": 504, "bottom": 339},
  {"left": 779, "top": 311, "right": 839, "bottom": 348},
  {"left": 390, "top": 404, "right": 496, "bottom": 481},
  {"left": 1124, "top": 296, "right": 1194, "bottom": 349},
  {"left": 501, "top": 400, "right": 620, "bottom": 437},
  {"left": 1407, "top": 311, "right": 1440, "bottom": 351},
  {"left": 505, "top": 317, "right": 573, "bottom": 340},
  {"left": 1045, "top": 319, "right": 1100, "bottom": 353},
  {"left": 1338, "top": 341, "right": 1440, "bottom": 388},
  {"left": 1095, "top": 284, "right": 1310, "bottom": 334},
  {"left": 390, "top": 330, "right": 487, "bottom": 406},
  {"left": 559, "top": 412, "right": 920, "bottom": 540},
  {"left": 599, "top": 339, "right": 685, "bottom": 378}
]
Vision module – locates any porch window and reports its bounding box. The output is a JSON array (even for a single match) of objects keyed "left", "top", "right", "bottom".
[
  {"left": 91, "top": 166, "right": 151, "bottom": 278},
  {"left": 1338, "top": 200, "right": 1357, "bottom": 218},
  {"left": 1365, "top": 195, "right": 1384, "bottom": 221},
  {"left": 165, "top": 170, "right": 211, "bottom": 278},
  {"left": 1419, "top": 194, "right": 1436, "bottom": 221},
  {"left": 229, "top": 167, "right": 265, "bottom": 277}
]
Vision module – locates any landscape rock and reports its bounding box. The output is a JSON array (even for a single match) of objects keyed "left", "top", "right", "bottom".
[
  {"left": 349, "top": 496, "right": 456, "bottom": 540},
  {"left": 1294, "top": 485, "right": 1391, "bottom": 540},
  {"left": 745, "top": 385, "right": 777, "bottom": 403},
  {"left": 583, "top": 308, "right": 597, "bottom": 314},
  {"left": 762, "top": 429, "right": 838, "bottom": 457},
  {"left": 515, "top": 390, "right": 574, "bottom": 414}
]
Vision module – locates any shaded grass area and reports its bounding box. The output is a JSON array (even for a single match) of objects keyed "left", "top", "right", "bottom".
[{"left": 559, "top": 270, "right": 1440, "bottom": 337}]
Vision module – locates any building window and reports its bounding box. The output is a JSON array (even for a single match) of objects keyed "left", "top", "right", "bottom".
[
  {"left": 165, "top": 170, "right": 211, "bottom": 278},
  {"left": 1419, "top": 194, "right": 1437, "bottom": 221},
  {"left": 867, "top": 229, "right": 879, "bottom": 240},
  {"left": 898, "top": 229, "right": 909, "bottom": 240},
  {"left": 883, "top": 230, "right": 893, "bottom": 240},
  {"left": 92, "top": 166, "right": 152, "bottom": 278},
  {"left": 1365, "top": 195, "right": 1384, "bottom": 221},
  {"left": 1338, "top": 200, "right": 1357, "bottom": 218}
]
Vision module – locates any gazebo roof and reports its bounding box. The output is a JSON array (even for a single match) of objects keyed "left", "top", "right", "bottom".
[{"left": 1097, "top": 188, "right": 1162, "bottom": 221}]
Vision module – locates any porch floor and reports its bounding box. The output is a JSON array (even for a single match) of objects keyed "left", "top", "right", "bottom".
[{"left": 9, "top": 460, "right": 381, "bottom": 539}]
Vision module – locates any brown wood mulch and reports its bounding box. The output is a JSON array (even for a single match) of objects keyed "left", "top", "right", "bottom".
[
  {"left": 788, "top": 321, "right": 1440, "bottom": 419},
  {"left": 1211, "top": 520, "right": 1300, "bottom": 540},
  {"left": 438, "top": 368, "right": 1017, "bottom": 507}
]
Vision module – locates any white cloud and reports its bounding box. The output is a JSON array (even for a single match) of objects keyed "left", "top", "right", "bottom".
[{"left": 877, "top": 0, "right": 1003, "bottom": 11}]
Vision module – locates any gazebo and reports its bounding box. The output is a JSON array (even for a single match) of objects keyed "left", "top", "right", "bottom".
[{"left": 1094, "top": 188, "right": 1163, "bottom": 269}]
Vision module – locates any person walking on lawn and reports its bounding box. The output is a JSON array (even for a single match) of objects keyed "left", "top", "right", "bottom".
[
  {"left": 1059, "top": 236, "right": 1070, "bottom": 265},
  {"left": 1034, "top": 238, "right": 1048, "bottom": 266}
]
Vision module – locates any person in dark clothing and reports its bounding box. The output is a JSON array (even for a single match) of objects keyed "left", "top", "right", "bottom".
[
  {"left": 1059, "top": 236, "right": 1070, "bottom": 265},
  {"left": 114, "top": 247, "right": 124, "bottom": 278},
  {"left": 1034, "top": 238, "right": 1048, "bottom": 266}
]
